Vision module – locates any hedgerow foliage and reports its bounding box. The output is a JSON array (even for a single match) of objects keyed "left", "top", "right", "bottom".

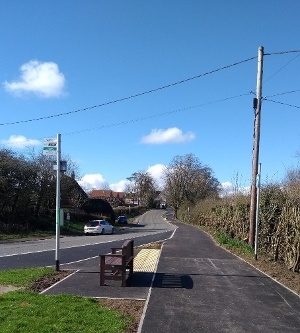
[{"left": 178, "top": 176, "right": 300, "bottom": 272}]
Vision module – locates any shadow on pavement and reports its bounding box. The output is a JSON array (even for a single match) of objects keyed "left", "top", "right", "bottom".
[
  {"left": 153, "top": 273, "right": 194, "bottom": 289},
  {"left": 127, "top": 272, "right": 193, "bottom": 289}
]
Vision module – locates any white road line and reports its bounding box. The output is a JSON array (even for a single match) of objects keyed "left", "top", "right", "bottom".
[
  {"left": 40, "top": 269, "right": 79, "bottom": 294},
  {"left": 137, "top": 225, "right": 178, "bottom": 333},
  {"left": 0, "top": 230, "right": 173, "bottom": 258},
  {"left": 208, "top": 258, "right": 218, "bottom": 269},
  {"left": 277, "top": 291, "right": 292, "bottom": 308}
]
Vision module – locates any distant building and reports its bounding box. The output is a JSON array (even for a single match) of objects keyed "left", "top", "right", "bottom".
[
  {"left": 154, "top": 192, "right": 167, "bottom": 208},
  {"left": 124, "top": 198, "right": 139, "bottom": 206},
  {"left": 90, "top": 190, "right": 125, "bottom": 207}
]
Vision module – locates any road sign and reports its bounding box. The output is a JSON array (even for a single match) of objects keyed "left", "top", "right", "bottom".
[{"left": 43, "top": 138, "right": 57, "bottom": 155}]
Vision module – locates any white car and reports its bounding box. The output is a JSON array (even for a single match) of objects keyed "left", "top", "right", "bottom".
[{"left": 84, "top": 220, "right": 114, "bottom": 235}]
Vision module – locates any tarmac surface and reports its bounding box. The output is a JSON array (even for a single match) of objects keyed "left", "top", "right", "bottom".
[{"left": 43, "top": 220, "right": 300, "bottom": 333}]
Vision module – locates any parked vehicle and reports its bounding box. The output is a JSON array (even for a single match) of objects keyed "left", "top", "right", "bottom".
[
  {"left": 84, "top": 220, "right": 114, "bottom": 235},
  {"left": 117, "top": 215, "right": 128, "bottom": 224}
]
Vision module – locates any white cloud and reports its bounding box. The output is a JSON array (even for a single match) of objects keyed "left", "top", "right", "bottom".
[
  {"left": 110, "top": 165, "right": 167, "bottom": 192},
  {"left": 146, "top": 164, "right": 166, "bottom": 189},
  {"left": 221, "top": 181, "right": 233, "bottom": 191},
  {"left": 110, "top": 179, "right": 130, "bottom": 192},
  {"left": 221, "top": 181, "right": 250, "bottom": 196},
  {"left": 1, "top": 135, "right": 40, "bottom": 149},
  {"left": 78, "top": 174, "right": 109, "bottom": 192},
  {"left": 140, "top": 127, "right": 195, "bottom": 144},
  {"left": 4, "top": 60, "right": 66, "bottom": 98},
  {"left": 78, "top": 164, "right": 167, "bottom": 194}
]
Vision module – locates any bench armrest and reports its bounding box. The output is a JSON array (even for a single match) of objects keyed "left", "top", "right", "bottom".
[
  {"left": 111, "top": 247, "right": 122, "bottom": 254},
  {"left": 99, "top": 254, "right": 125, "bottom": 258}
]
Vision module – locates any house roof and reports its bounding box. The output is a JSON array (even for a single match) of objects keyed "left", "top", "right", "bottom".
[{"left": 90, "top": 190, "right": 125, "bottom": 199}]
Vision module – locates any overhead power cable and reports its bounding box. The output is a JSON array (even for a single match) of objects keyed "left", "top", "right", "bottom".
[
  {"left": 264, "top": 89, "right": 300, "bottom": 98},
  {"left": 0, "top": 55, "right": 257, "bottom": 126},
  {"left": 1, "top": 50, "right": 299, "bottom": 127},
  {"left": 264, "top": 53, "right": 300, "bottom": 84},
  {"left": 0, "top": 92, "right": 251, "bottom": 149},
  {"left": 264, "top": 98, "right": 300, "bottom": 109},
  {"left": 264, "top": 50, "right": 300, "bottom": 56},
  {"left": 251, "top": 89, "right": 300, "bottom": 99},
  {"left": 63, "top": 92, "right": 251, "bottom": 136},
  {"left": 1, "top": 86, "right": 298, "bottom": 150}
]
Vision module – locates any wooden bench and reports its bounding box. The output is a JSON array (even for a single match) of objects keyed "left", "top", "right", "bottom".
[{"left": 99, "top": 239, "right": 134, "bottom": 287}]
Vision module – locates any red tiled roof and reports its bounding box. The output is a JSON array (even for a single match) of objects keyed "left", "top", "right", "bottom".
[{"left": 90, "top": 190, "right": 125, "bottom": 199}]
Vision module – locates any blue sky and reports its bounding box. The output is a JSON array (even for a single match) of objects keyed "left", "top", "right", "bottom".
[{"left": 0, "top": 1, "right": 299, "bottom": 193}]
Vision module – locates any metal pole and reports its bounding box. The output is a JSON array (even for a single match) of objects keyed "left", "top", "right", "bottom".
[
  {"left": 55, "top": 133, "right": 61, "bottom": 271},
  {"left": 249, "top": 46, "right": 264, "bottom": 247},
  {"left": 254, "top": 163, "right": 261, "bottom": 260}
]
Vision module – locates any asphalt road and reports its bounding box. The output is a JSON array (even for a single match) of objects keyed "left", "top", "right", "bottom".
[{"left": 0, "top": 209, "right": 175, "bottom": 270}]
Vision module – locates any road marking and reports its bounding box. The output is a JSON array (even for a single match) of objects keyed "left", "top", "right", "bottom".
[
  {"left": 137, "top": 225, "right": 178, "bottom": 333},
  {"left": 0, "top": 230, "right": 174, "bottom": 258},
  {"left": 40, "top": 269, "right": 79, "bottom": 294}
]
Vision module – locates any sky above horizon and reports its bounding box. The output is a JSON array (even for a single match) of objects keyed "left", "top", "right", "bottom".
[{"left": 0, "top": 1, "right": 299, "bottom": 193}]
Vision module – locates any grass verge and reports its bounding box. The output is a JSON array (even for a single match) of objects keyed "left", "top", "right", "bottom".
[
  {"left": 0, "top": 267, "right": 133, "bottom": 333},
  {"left": 214, "top": 230, "right": 254, "bottom": 255},
  {"left": 0, "top": 291, "right": 130, "bottom": 333},
  {"left": 0, "top": 267, "right": 56, "bottom": 287},
  {"left": 0, "top": 221, "right": 85, "bottom": 240},
  {"left": 0, "top": 220, "right": 127, "bottom": 241}
]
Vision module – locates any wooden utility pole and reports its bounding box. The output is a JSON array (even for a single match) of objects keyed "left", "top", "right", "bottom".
[{"left": 249, "top": 46, "right": 264, "bottom": 247}]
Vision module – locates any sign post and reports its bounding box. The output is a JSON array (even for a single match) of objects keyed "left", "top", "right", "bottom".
[
  {"left": 43, "top": 138, "right": 57, "bottom": 156},
  {"left": 44, "top": 136, "right": 61, "bottom": 271},
  {"left": 55, "top": 134, "right": 61, "bottom": 271}
]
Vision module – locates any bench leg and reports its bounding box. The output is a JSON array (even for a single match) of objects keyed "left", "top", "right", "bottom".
[
  {"left": 121, "top": 267, "right": 126, "bottom": 287},
  {"left": 129, "top": 259, "right": 133, "bottom": 276},
  {"left": 121, "top": 256, "right": 126, "bottom": 287},
  {"left": 100, "top": 255, "right": 105, "bottom": 286}
]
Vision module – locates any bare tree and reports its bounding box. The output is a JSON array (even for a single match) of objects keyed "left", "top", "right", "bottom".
[
  {"left": 28, "top": 150, "right": 85, "bottom": 216},
  {"left": 127, "top": 171, "right": 157, "bottom": 207},
  {"left": 124, "top": 180, "right": 136, "bottom": 205},
  {"left": 0, "top": 149, "right": 37, "bottom": 223},
  {"left": 29, "top": 153, "right": 56, "bottom": 217},
  {"left": 282, "top": 167, "right": 300, "bottom": 205},
  {"left": 163, "top": 153, "right": 220, "bottom": 217},
  {"left": 62, "top": 154, "right": 81, "bottom": 179},
  {"left": 0, "top": 148, "right": 87, "bottom": 229}
]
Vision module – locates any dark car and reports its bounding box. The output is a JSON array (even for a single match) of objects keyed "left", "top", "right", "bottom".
[{"left": 117, "top": 215, "right": 128, "bottom": 224}]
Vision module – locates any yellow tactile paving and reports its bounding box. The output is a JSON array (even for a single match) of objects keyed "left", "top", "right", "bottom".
[{"left": 134, "top": 249, "right": 160, "bottom": 272}]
